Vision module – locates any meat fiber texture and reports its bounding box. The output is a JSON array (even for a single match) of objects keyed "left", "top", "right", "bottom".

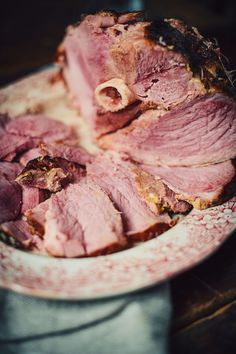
[
  {"left": 59, "top": 11, "right": 236, "bottom": 210},
  {"left": 140, "top": 161, "right": 236, "bottom": 209},
  {"left": 58, "top": 11, "right": 233, "bottom": 138},
  {"left": 87, "top": 152, "right": 174, "bottom": 240},
  {"left": 100, "top": 93, "right": 236, "bottom": 167},
  {"left": 45, "top": 180, "right": 127, "bottom": 257},
  {"left": 1, "top": 113, "right": 191, "bottom": 257},
  {"left": 0, "top": 114, "right": 96, "bottom": 255},
  {"left": 21, "top": 153, "right": 196, "bottom": 257},
  {"left": 58, "top": 12, "right": 205, "bottom": 136},
  {"left": 1, "top": 11, "right": 236, "bottom": 258},
  {"left": 0, "top": 162, "right": 22, "bottom": 223},
  {"left": 25, "top": 180, "right": 126, "bottom": 257}
]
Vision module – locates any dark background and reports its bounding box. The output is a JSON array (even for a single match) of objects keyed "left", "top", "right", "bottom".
[
  {"left": 0, "top": 0, "right": 236, "bottom": 85},
  {"left": 1, "top": 1, "right": 236, "bottom": 354}
]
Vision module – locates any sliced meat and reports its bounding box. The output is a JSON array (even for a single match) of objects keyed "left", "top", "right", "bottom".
[
  {"left": 40, "top": 142, "right": 94, "bottom": 165},
  {"left": 19, "top": 142, "right": 93, "bottom": 166},
  {"left": 19, "top": 148, "right": 44, "bottom": 166},
  {"left": 25, "top": 199, "right": 50, "bottom": 236},
  {"left": 100, "top": 93, "right": 236, "bottom": 167},
  {"left": 16, "top": 156, "right": 85, "bottom": 192},
  {"left": 141, "top": 160, "right": 236, "bottom": 209},
  {"left": 0, "top": 133, "right": 35, "bottom": 161},
  {"left": 0, "top": 162, "right": 22, "bottom": 223},
  {"left": 0, "top": 161, "right": 45, "bottom": 222},
  {"left": 21, "top": 186, "right": 46, "bottom": 213},
  {"left": 0, "top": 175, "right": 22, "bottom": 223},
  {"left": 6, "top": 114, "right": 75, "bottom": 143},
  {"left": 0, "top": 161, "right": 22, "bottom": 179},
  {"left": 0, "top": 219, "right": 45, "bottom": 252},
  {"left": 1, "top": 115, "right": 76, "bottom": 162},
  {"left": 87, "top": 152, "right": 171, "bottom": 239},
  {"left": 58, "top": 11, "right": 231, "bottom": 136},
  {"left": 93, "top": 102, "right": 141, "bottom": 136},
  {"left": 134, "top": 167, "right": 191, "bottom": 213},
  {"left": 43, "top": 180, "right": 126, "bottom": 257}
]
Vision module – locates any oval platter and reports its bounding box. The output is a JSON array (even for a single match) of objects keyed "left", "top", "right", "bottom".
[{"left": 0, "top": 67, "right": 235, "bottom": 300}]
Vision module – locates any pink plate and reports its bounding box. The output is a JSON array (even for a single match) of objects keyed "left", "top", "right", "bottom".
[{"left": 0, "top": 68, "right": 236, "bottom": 299}]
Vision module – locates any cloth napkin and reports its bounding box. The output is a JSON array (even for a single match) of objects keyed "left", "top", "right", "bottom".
[{"left": 0, "top": 283, "right": 171, "bottom": 354}]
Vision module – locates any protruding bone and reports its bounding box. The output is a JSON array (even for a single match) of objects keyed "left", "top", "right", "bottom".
[{"left": 95, "top": 78, "right": 137, "bottom": 112}]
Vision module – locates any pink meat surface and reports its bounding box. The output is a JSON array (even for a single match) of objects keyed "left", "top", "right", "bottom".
[
  {"left": 140, "top": 160, "right": 236, "bottom": 209},
  {"left": 6, "top": 115, "right": 75, "bottom": 143},
  {"left": 0, "top": 133, "right": 36, "bottom": 161},
  {"left": 0, "top": 219, "right": 44, "bottom": 252},
  {"left": 0, "top": 162, "right": 22, "bottom": 223},
  {"left": 21, "top": 186, "right": 46, "bottom": 214},
  {"left": 100, "top": 93, "right": 236, "bottom": 167},
  {"left": 43, "top": 180, "right": 126, "bottom": 257},
  {"left": 20, "top": 148, "right": 44, "bottom": 166},
  {"left": 87, "top": 152, "right": 171, "bottom": 239},
  {"left": 40, "top": 142, "right": 94, "bottom": 165},
  {"left": 59, "top": 11, "right": 231, "bottom": 137}
]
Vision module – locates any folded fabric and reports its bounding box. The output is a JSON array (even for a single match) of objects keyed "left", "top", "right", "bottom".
[{"left": 0, "top": 283, "right": 171, "bottom": 354}]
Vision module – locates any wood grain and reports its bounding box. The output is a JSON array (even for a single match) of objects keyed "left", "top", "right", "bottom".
[{"left": 171, "top": 301, "right": 236, "bottom": 354}]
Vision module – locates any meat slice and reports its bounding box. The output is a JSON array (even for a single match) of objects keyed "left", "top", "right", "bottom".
[
  {"left": 6, "top": 115, "right": 75, "bottom": 143},
  {"left": 16, "top": 156, "right": 85, "bottom": 192},
  {"left": 0, "top": 162, "right": 22, "bottom": 223},
  {"left": 58, "top": 11, "right": 231, "bottom": 137},
  {"left": 25, "top": 199, "right": 50, "bottom": 236},
  {"left": 0, "top": 175, "right": 22, "bottom": 223},
  {"left": 40, "top": 142, "right": 94, "bottom": 165},
  {"left": 0, "top": 161, "right": 46, "bottom": 221},
  {"left": 0, "top": 133, "right": 35, "bottom": 161},
  {"left": 0, "top": 161, "right": 22, "bottom": 179},
  {"left": 0, "top": 219, "right": 44, "bottom": 252},
  {"left": 87, "top": 152, "right": 171, "bottom": 239},
  {"left": 93, "top": 102, "right": 141, "bottom": 137},
  {"left": 19, "top": 148, "right": 43, "bottom": 166},
  {"left": 21, "top": 186, "right": 46, "bottom": 213},
  {"left": 0, "top": 115, "right": 76, "bottom": 162},
  {"left": 43, "top": 181, "right": 126, "bottom": 257},
  {"left": 134, "top": 167, "right": 191, "bottom": 213},
  {"left": 141, "top": 160, "right": 236, "bottom": 209},
  {"left": 100, "top": 93, "right": 236, "bottom": 167},
  {"left": 19, "top": 142, "right": 93, "bottom": 166}
]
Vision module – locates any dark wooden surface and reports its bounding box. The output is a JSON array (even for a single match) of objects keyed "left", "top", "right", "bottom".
[
  {"left": 170, "top": 231, "right": 236, "bottom": 354},
  {"left": 1, "top": 2, "right": 236, "bottom": 354}
]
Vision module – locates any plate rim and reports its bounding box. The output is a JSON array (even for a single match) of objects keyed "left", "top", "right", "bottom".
[
  {"left": 1, "top": 199, "right": 236, "bottom": 300},
  {"left": 0, "top": 67, "right": 235, "bottom": 300}
]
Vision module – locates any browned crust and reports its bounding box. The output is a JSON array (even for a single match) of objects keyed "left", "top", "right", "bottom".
[
  {"left": 127, "top": 221, "right": 170, "bottom": 242},
  {"left": 176, "top": 170, "right": 236, "bottom": 210},
  {"left": 26, "top": 212, "right": 45, "bottom": 237},
  {"left": 145, "top": 19, "right": 236, "bottom": 96}
]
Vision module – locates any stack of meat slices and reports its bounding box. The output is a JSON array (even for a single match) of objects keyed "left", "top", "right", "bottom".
[
  {"left": 1, "top": 11, "right": 236, "bottom": 258},
  {"left": 1, "top": 114, "right": 189, "bottom": 257},
  {"left": 58, "top": 11, "right": 236, "bottom": 210}
]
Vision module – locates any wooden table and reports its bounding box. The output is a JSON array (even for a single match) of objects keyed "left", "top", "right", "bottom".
[
  {"left": 1, "top": 3, "right": 236, "bottom": 353},
  {"left": 171, "top": 230, "right": 236, "bottom": 354}
]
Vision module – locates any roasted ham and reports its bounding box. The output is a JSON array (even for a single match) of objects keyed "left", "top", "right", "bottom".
[
  {"left": 58, "top": 11, "right": 233, "bottom": 137},
  {"left": 87, "top": 152, "right": 173, "bottom": 239}
]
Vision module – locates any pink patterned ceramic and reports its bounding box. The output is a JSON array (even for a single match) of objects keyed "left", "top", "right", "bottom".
[{"left": 0, "top": 68, "right": 235, "bottom": 299}]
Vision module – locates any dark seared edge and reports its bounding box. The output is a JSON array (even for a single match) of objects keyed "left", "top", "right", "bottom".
[{"left": 146, "top": 18, "right": 236, "bottom": 96}]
